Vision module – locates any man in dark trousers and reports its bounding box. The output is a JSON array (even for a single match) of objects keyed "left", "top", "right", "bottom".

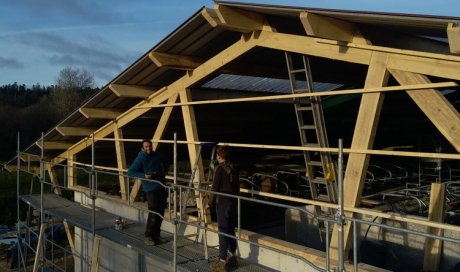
[
  {"left": 128, "top": 139, "right": 169, "bottom": 246},
  {"left": 208, "top": 146, "right": 240, "bottom": 272}
]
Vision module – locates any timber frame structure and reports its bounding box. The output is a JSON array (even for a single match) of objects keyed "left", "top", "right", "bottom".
[{"left": 6, "top": 1, "right": 460, "bottom": 271}]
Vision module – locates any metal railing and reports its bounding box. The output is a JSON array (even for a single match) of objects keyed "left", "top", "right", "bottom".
[{"left": 12, "top": 133, "right": 460, "bottom": 272}]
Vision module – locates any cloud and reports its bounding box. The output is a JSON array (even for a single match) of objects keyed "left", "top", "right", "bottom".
[
  {"left": 0, "top": 57, "right": 24, "bottom": 69},
  {"left": 15, "top": 32, "right": 138, "bottom": 85},
  {"left": 7, "top": 0, "right": 112, "bottom": 23}
]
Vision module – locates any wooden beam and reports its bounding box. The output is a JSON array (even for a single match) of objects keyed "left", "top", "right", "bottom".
[
  {"left": 33, "top": 224, "right": 46, "bottom": 272},
  {"left": 447, "top": 22, "right": 460, "bottom": 54},
  {"left": 5, "top": 165, "right": 40, "bottom": 174},
  {"left": 63, "top": 221, "right": 75, "bottom": 253},
  {"left": 330, "top": 52, "right": 389, "bottom": 260},
  {"left": 149, "top": 52, "right": 203, "bottom": 70},
  {"left": 114, "top": 122, "right": 128, "bottom": 201},
  {"left": 257, "top": 30, "right": 460, "bottom": 80},
  {"left": 20, "top": 154, "right": 40, "bottom": 162},
  {"left": 129, "top": 179, "right": 142, "bottom": 203},
  {"left": 109, "top": 83, "right": 157, "bottom": 98},
  {"left": 135, "top": 82, "right": 457, "bottom": 109},
  {"left": 90, "top": 235, "right": 101, "bottom": 272},
  {"left": 201, "top": 5, "right": 274, "bottom": 33},
  {"left": 56, "top": 126, "right": 96, "bottom": 137},
  {"left": 35, "top": 141, "right": 74, "bottom": 150},
  {"left": 300, "top": 11, "right": 370, "bottom": 44},
  {"left": 45, "top": 163, "right": 62, "bottom": 195},
  {"left": 152, "top": 93, "right": 179, "bottom": 150},
  {"left": 389, "top": 69, "right": 460, "bottom": 152},
  {"left": 179, "top": 88, "right": 210, "bottom": 224},
  {"left": 51, "top": 32, "right": 261, "bottom": 166},
  {"left": 68, "top": 154, "right": 76, "bottom": 187},
  {"left": 423, "top": 183, "right": 446, "bottom": 272},
  {"left": 79, "top": 108, "right": 123, "bottom": 119}
]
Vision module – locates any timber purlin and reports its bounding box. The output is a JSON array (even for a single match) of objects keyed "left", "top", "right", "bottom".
[{"left": 18, "top": 194, "right": 276, "bottom": 272}]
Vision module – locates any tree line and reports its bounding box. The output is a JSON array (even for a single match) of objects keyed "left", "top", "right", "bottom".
[{"left": 0, "top": 67, "right": 100, "bottom": 162}]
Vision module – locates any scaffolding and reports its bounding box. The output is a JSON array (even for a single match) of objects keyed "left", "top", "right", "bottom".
[{"left": 10, "top": 130, "right": 460, "bottom": 272}]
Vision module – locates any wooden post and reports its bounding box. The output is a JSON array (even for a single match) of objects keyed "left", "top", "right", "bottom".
[
  {"left": 423, "top": 183, "right": 446, "bottom": 272},
  {"left": 68, "top": 154, "right": 76, "bottom": 187},
  {"left": 129, "top": 179, "right": 142, "bottom": 203},
  {"left": 46, "top": 163, "right": 62, "bottom": 195},
  {"left": 330, "top": 52, "right": 389, "bottom": 260},
  {"left": 114, "top": 122, "right": 128, "bottom": 200},
  {"left": 179, "top": 88, "right": 210, "bottom": 223},
  {"left": 63, "top": 221, "right": 75, "bottom": 253},
  {"left": 32, "top": 223, "right": 46, "bottom": 272},
  {"left": 90, "top": 235, "right": 101, "bottom": 272}
]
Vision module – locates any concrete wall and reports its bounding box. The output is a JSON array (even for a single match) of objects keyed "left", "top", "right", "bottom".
[
  {"left": 73, "top": 191, "right": 324, "bottom": 271},
  {"left": 285, "top": 205, "right": 460, "bottom": 271}
]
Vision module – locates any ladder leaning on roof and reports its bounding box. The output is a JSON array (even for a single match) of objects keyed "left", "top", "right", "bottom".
[{"left": 285, "top": 52, "right": 338, "bottom": 205}]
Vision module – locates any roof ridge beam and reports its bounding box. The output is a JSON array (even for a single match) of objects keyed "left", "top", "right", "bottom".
[
  {"left": 447, "top": 22, "right": 460, "bottom": 55},
  {"left": 79, "top": 108, "right": 123, "bottom": 119},
  {"left": 300, "top": 11, "right": 370, "bottom": 44},
  {"left": 257, "top": 30, "right": 460, "bottom": 80},
  {"left": 201, "top": 5, "right": 275, "bottom": 33},
  {"left": 56, "top": 126, "right": 97, "bottom": 137},
  {"left": 149, "top": 52, "right": 204, "bottom": 70},
  {"left": 109, "top": 84, "right": 158, "bottom": 98}
]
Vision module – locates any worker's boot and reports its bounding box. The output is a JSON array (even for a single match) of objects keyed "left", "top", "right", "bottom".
[
  {"left": 209, "top": 259, "right": 227, "bottom": 272},
  {"left": 226, "top": 252, "right": 238, "bottom": 268}
]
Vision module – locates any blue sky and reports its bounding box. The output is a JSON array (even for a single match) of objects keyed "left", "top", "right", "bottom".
[{"left": 1, "top": 0, "right": 459, "bottom": 87}]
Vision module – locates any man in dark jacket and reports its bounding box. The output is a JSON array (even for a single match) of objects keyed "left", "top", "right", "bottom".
[{"left": 128, "top": 139, "right": 169, "bottom": 246}]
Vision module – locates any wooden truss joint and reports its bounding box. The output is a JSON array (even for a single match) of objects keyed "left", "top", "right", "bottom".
[
  {"left": 109, "top": 84, "right": 158, "bottom": 98},
  {"left": 447, "top": 22, "right": 460, "bottom": 55},
  {"left": 202, "top": 4, "right": 275, "bottom": 33},
  {"left": 300, "top": 11, "right": 370, "bottom": 44}
]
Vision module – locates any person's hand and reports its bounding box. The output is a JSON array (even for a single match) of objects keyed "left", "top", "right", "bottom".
[
  {"left": 204, "top": 203, "right": 210, "bottom": 210},
  {"left": 145, "top": 173, "right": 152, "bottom": 179}
]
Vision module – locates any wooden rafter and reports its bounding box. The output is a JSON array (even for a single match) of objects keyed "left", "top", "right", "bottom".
[
  {"left": 149, "top": 52, "right": 203, "bottom": 70},
  {"left": 300, "top": 11, "right": 370, "bottom": 44},
  {"left": 35, "top": 141, "right": 74, "bottom": 150},
  {"left": 330, "top": 52, "right": 389, "bottom": 260},
  {"left": 389, "top": 69, "right": 460, "bottom": 152},
  {"left": 20, "top": 154, "right": 40, "bottom": 162},
  {"left": 56, "top": 126, "right": 96, "bottom": 137},
  {"left": 447, "top": 22, "right": 460, "bottom": 54},
  {"left": 79, "top": 108, "right": 123, "bottom": 119},
  {"left": 202, "top": 5, "right": 274, "bottom": 33},
  {"left": 51, "top": 32, "right": 261, "bottom": 165},
  {"left": 109, "top": 84, "right": 157, "bottom": 98}
]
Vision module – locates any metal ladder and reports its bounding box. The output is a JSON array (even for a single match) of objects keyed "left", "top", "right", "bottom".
[
  {"left": 179, "top": 143, "right": 217, "bottom": 260},
  {"left": 285, "top": 52, "right": 337, "bottom": 204}
]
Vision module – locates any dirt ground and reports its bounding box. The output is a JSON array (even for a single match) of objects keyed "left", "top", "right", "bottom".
[
  {"left": 0, "top": 244, "right": 14, "bottom": 272},
  {"left": 0, "top": 243, "right": 74, "bottom": 271}
]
